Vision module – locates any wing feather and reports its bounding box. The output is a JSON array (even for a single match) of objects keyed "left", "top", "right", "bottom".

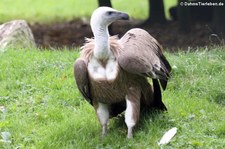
[
  {"left": 118, "top": 28, "right": 171, "bottom": 90},
  {"left": 74, "top": 58, "right": 92, "bottom": 105}
]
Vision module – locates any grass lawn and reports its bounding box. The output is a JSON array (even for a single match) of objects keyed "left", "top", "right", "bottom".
[
  {"left": 0, "top": 0, "right": 177, "bottom": 23},
  {"left": 0, "top": 48, "right": 224, "bottom": 148}
]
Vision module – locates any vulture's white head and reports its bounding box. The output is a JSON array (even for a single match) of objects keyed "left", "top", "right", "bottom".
[
  {"left": 90, "top": 7, "right": 129, "bottom": 59},
  {"left": 90, "top": 7, "right": 129, "bottom": 34}
]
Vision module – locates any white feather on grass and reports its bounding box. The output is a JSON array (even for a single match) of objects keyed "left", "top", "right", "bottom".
[{"left": 158, "top": 127, "right": 177, "bottom": 145}]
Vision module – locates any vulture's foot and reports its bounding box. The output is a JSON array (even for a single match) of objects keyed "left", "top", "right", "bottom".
[
  {"left": 101, "top": 124, "right": 107, "bottom": 137},
  {"left": 125, "top": 95, "right": 140, "bottom": 139},
  {"left": 96, "top": 103, "right": 109, "bottom": 138},
  {"left": 127, "top": 127, "right": 133, "bottom": 139}
]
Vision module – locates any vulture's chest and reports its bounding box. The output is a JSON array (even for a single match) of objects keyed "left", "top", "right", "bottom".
[
  {"left": 87, "top": 57, "right": 128, "bottom": 103},
  {"left": 87, "top": 57, "right": 119, "bottom": 82}
]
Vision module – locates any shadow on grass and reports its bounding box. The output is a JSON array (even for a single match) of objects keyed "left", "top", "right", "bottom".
[
  {"left": 210, "top": 92, "right": 225, "bottom": 106},
  {"left": 110, "top": 108, "right": 174, "bottom": 137}
]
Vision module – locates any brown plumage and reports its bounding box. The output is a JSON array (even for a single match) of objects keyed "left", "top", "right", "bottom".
[{"left": 74, "top": 7, "right": 171, "bottom": 138}]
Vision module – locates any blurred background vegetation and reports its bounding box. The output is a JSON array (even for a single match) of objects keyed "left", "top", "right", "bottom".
[
  {"left": 0, "top": 0, "right": 177, "bottom": 23},
  {"left": 1, "top": 0, "right": 224, "bottom": 49}
]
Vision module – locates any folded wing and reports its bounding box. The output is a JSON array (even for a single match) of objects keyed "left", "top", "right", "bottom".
[
  {"left": 74, "top": 58, "right": 92, "bottom": 105},
  {"left": 118, "top": 28, "right": 171, "bottom": 90}
]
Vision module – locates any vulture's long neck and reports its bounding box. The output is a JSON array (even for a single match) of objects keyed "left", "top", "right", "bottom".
[{"left": 92, "top": 25, "right": 110, "bottom": 60}]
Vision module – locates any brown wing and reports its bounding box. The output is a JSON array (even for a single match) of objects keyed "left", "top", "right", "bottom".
[
  {"left": 118, "top": 28, "right": 171, "bottom": 90},
  {"left": 74, "top": 58, "right": 92, "bottom": 105}
]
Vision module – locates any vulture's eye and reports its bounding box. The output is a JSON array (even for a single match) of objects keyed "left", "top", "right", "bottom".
[{"left": 107, "top": 11, "right": 114, "bottom": 15}]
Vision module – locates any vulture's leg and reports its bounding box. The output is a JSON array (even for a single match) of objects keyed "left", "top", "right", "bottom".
[
  {"left": 125, "top": 87, "right": 141, "bottom": 138},
  {"left": 96, "top": 102, "right": 109, "bottom": 137}
]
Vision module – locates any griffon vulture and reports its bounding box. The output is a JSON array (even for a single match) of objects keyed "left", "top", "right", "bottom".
[{"left": 74, "top": 7, "right": 171, "bottom": 138}]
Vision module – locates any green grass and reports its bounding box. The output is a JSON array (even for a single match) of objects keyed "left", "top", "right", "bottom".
[
  {"left": 0, "top": 0, "right": 177, "bottom": 23},
  {"left": 0, "top": 47, "right": 224, "bottom": 148}
]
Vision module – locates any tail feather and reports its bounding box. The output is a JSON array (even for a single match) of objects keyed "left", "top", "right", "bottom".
[{"left": 152, "top": 79, "right": 167, "bottom": 111}]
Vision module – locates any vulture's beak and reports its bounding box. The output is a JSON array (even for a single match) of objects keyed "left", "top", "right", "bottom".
[{"left": 118, "top": 12, "right": 129, "bottom": 20}]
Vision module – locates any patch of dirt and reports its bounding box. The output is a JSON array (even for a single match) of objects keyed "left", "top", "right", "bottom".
[{"left": 30, "top": 19, "right": 224, "bottom": 51}]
